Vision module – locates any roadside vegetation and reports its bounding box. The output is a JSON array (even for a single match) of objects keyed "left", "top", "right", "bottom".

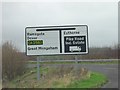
[
  {"left": 4, "top": 65, "right": 108, "bottom": 88},
  {"left": 2, "top": 41, "right": 119, "bottom": 88},
  {"left": 0, "top": 46, "right": 2, "bottom": 89},
  {"left": 2, "top": 42, "right": 28, "bottom": 87}
]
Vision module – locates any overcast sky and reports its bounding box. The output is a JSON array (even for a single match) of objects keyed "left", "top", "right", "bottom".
[{"left": 2, "top": 2, "right": 118, "bottom": 52}]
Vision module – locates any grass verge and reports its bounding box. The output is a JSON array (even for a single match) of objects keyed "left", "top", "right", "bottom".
[
  {"left": 4, "top": 66, "right": 108, "bottom": 88},
  {"left": 67, "top": 72, "right": 108, "bottom": 88}
]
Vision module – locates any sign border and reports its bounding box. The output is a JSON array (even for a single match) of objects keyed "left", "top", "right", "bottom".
[{"left": 25, "top": 25, "right": 89, "bottom": 56}]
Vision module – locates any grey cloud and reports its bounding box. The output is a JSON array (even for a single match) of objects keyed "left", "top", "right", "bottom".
[{"left": 2, "top": 2, "right": 118, "bottom": 51}]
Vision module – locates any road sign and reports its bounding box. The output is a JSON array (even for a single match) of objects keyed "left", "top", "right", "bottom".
[{"left": 25, "top": 25, "right": 88, "bottom": 55}]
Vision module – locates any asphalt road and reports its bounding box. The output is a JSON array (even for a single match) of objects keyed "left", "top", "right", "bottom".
[
  {"left": 28, "top": 63, "right": 118, "bottom": 88},
  {"left": 78, "top": 64, "right": 118, "bottom": 88}
]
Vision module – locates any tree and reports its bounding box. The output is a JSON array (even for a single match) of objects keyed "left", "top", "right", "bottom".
[{"left": 2, "top": 42, "right": 27, "bottom": 81}]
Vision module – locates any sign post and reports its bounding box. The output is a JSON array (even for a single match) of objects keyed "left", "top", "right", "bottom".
[
  {"left": 25, "top": 25, "right": 89, "bottom": 80},
  {"left": 75, "top": 55, "right": 78, "bottom": 63},
  {"left": 37, "top": 57, "right": 40, "bottom": 80}
]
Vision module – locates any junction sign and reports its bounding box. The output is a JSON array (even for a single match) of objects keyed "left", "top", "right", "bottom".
[{"left": 25, "top": 25, "right": 88, "bottom": 56}]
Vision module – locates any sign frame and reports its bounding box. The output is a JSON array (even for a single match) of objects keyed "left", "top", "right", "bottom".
[{"left": 25, "top": 25, "right": 89, "bottom": 56}]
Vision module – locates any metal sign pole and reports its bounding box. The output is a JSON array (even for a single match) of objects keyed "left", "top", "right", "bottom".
[
  {"left": 75, "top": 55, "right": 78, "bottom": 63},
  {"left": 37, "top": 56, "right": 40, "bottom": 80}
]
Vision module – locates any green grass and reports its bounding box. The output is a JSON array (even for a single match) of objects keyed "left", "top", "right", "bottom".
[
  {"left": 5, "top": 66, "right": 108, "bottom": 88},
  {"left": 5, "top": 67, "right": 50, "bottom": 88},
  {"left": 67, "top": 72, "right": 108, "bottom": 88}
]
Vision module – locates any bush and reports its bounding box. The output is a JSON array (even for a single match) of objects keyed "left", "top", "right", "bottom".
[{"left": 2, "top": 42, "right": 27, "bottom": 81}]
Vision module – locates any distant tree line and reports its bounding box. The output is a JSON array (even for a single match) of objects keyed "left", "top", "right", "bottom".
[
  {"left": 27, "top": 45, "right": 119, "bottom": 61},
  {"left": 80, "top": 46, "right": 118, "bottom": 59}
]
